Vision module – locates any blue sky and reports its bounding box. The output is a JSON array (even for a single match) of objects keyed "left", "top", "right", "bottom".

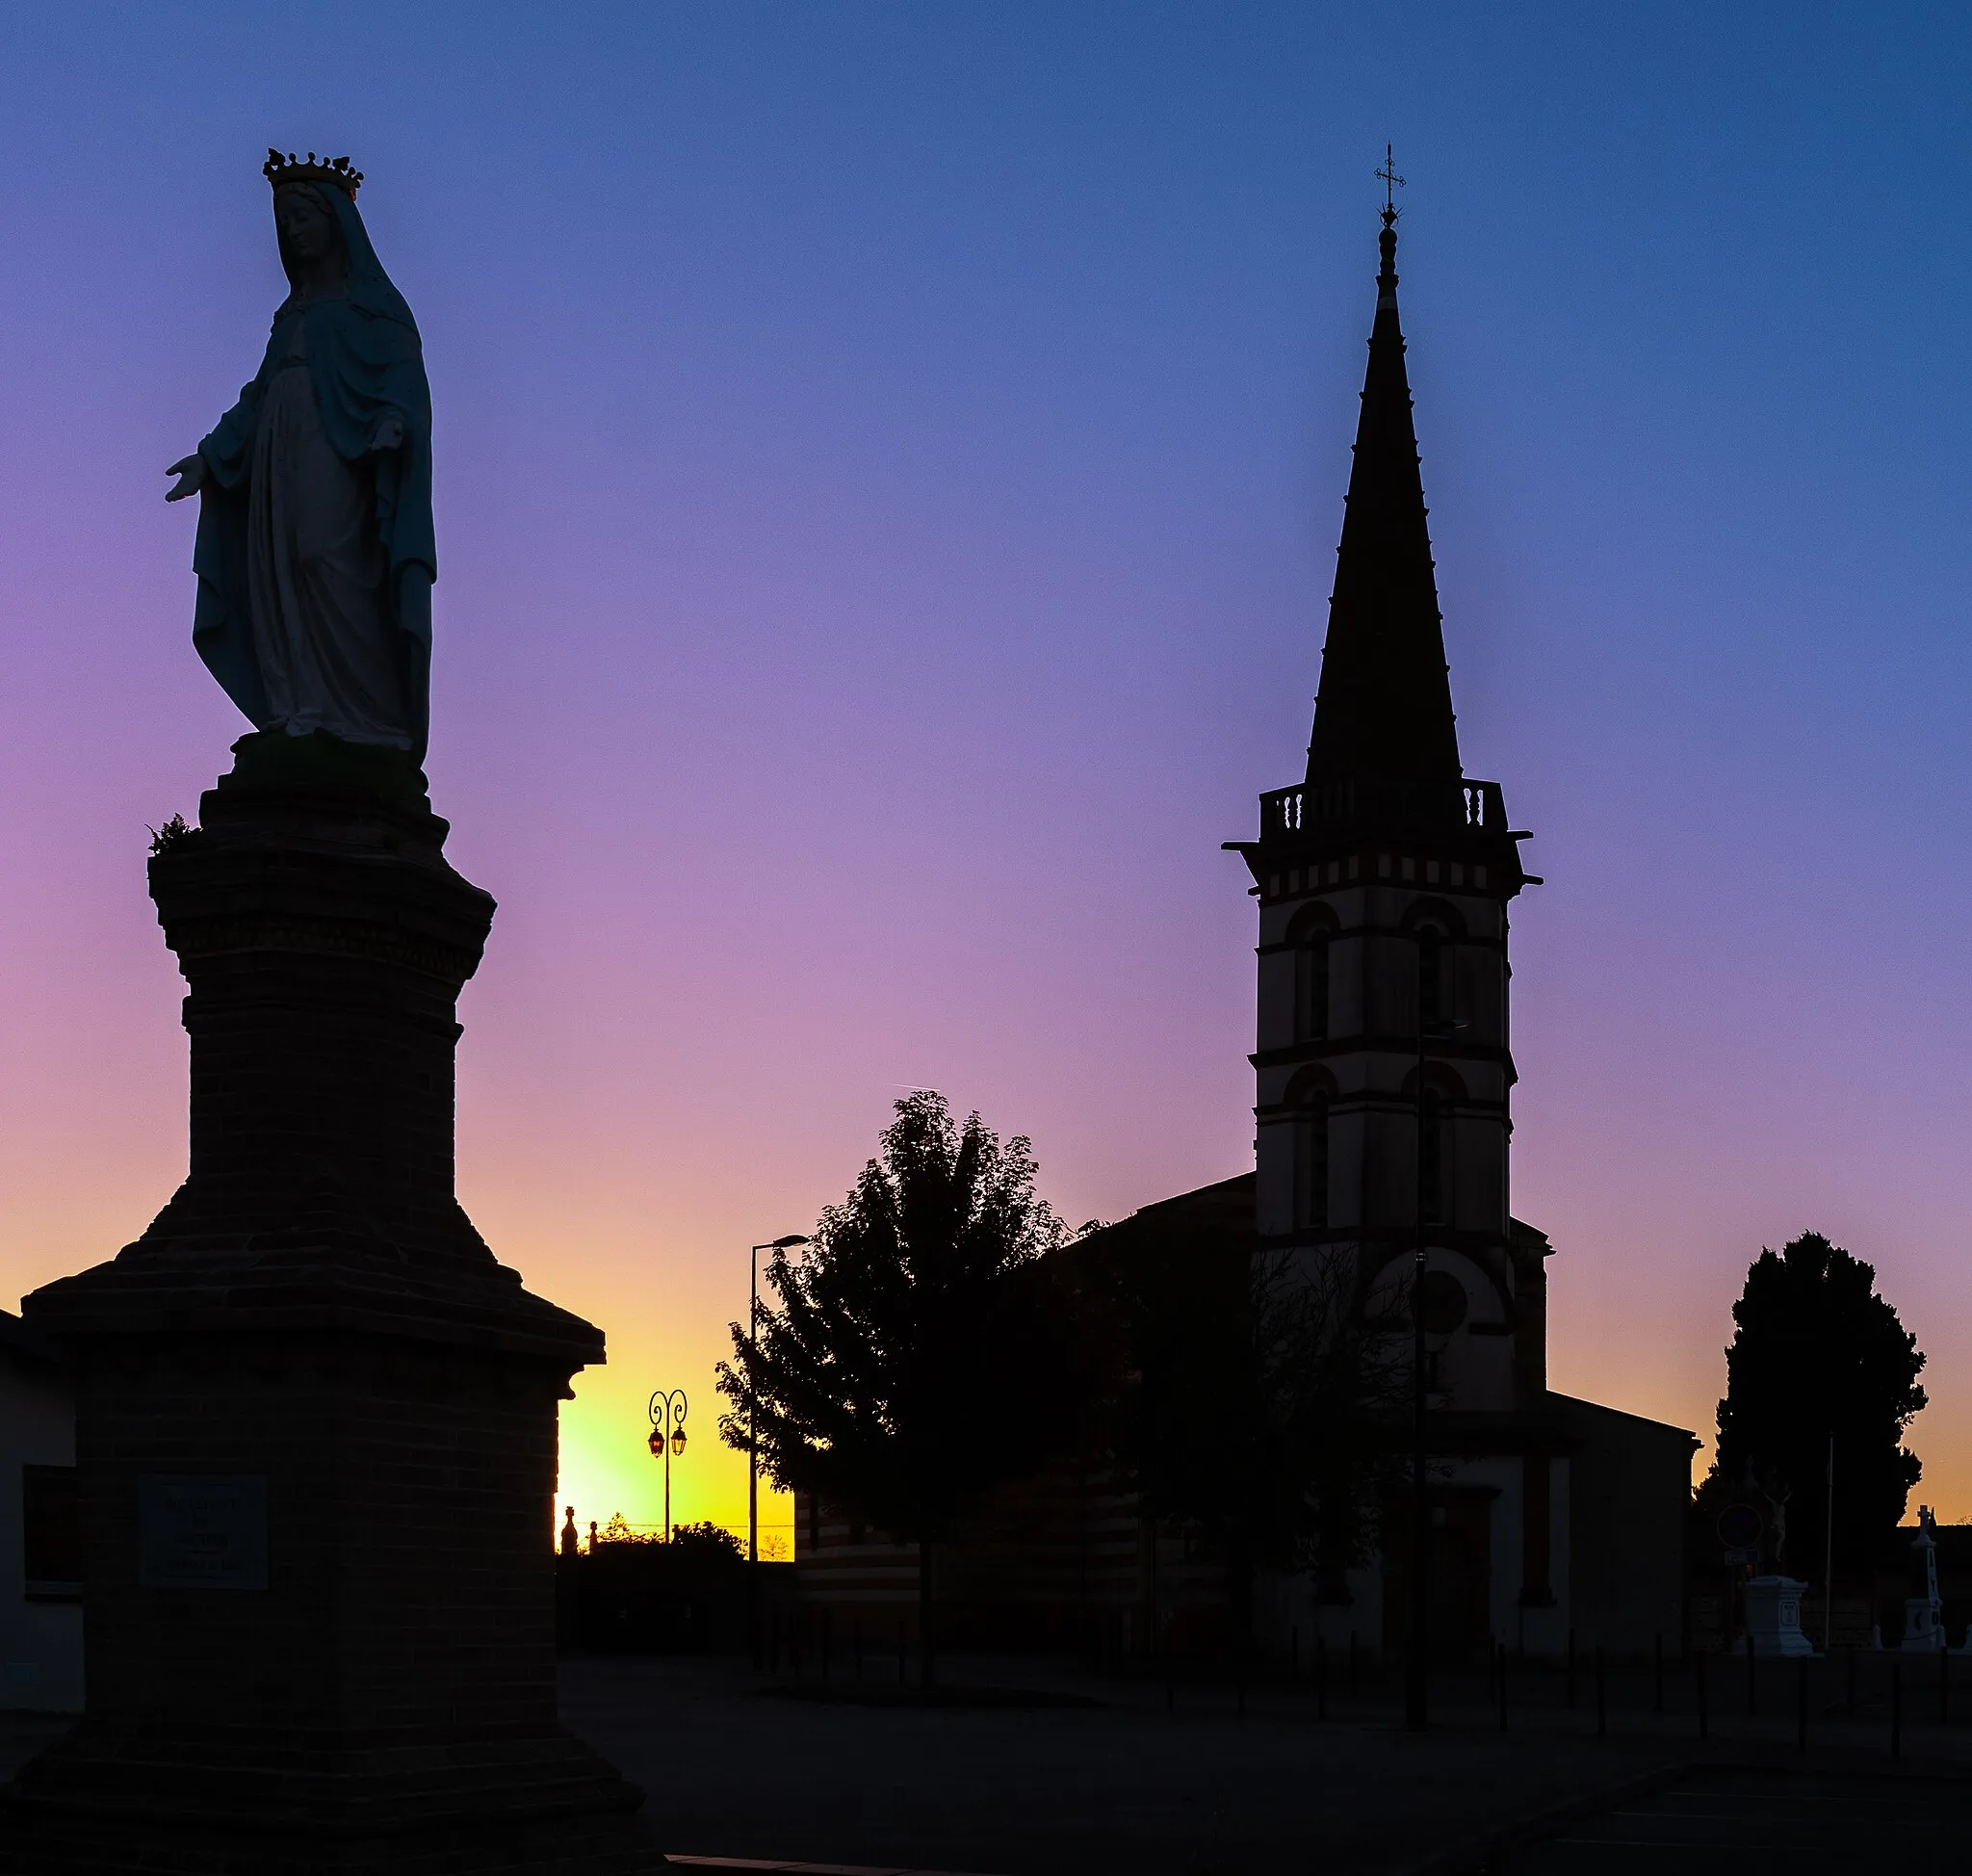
[{"left": 0, "top": 3, "right": 1966, "bottom": 1522}]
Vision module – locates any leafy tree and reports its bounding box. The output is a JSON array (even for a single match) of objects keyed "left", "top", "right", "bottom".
[
  {"left": 716, "top": 1091, "right": 1078, "bottom": 1683},
  {"left": 1099, "top": 1217, "right": 1408, "bottom": 1635},
  {"left": 1710, "top": 1232, "right": 1926, "bottom": 1581},
  {"left": 667, "top": 1520, "right": 744, "bottom": 1563}
]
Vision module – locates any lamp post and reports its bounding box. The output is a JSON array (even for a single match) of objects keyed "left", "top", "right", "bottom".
[
  {"left": 747, "top": 1236, "right": 810, "bottom": 1565},
  {"left": 647, "top": 1389, "right": 688, "bottom": 1543},
  {"left": 1406, "top": 925, "right": 1466, "bottom": 1733},
  {"left": 1823, "top": 1434, "right": 1835, "bottom": 1654}
]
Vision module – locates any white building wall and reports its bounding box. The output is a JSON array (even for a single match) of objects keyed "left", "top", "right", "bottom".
[
  {"left": 0, "top": 1359, "right": 81, "bottom": 1711},
  {"left": 1466, "top": 1455, "right": 1523, "bottom": 1646},
  {"left": 1518, "top": 1454, "right": 1572, "bottom": 1660}
]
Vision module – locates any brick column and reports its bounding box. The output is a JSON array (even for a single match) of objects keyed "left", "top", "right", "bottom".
[{"left": 3, "top": 734, "right": 663, "bottom": 1874}]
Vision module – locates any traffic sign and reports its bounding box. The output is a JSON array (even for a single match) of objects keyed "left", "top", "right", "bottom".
[{"left": 1717, "top": 1502, "right": 1763, "bottom": 1549}]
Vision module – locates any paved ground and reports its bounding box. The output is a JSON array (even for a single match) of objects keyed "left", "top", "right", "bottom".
[
  {"left": 560, "top": 1655, "right": 1683, "bottom": 1875},
  {"left": 1511, "top": 1766, "right": 1970, "bottom": 1874},
  {"left": 0, "top": 1712, "right": 69, "bottom": 1785},
  {"left": 563, "top": 1649, "right": 1972, "bottom": 1874},
  {"left": 7, "top": 1652, "right": 1966, "bottom": 1872}
]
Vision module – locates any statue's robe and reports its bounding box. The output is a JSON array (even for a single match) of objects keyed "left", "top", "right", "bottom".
[{"left": 191, "top": 182, "right": 435, "bottom": 761}]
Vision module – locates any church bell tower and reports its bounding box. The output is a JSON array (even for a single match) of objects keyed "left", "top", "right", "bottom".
[{"left": 1229, "top": 204, "right": 1543, "bottom": 1417}]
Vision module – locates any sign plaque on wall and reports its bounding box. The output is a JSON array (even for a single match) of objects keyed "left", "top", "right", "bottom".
[{"left": 139, "top": 1475, "right": 268, "bottom": 1590}]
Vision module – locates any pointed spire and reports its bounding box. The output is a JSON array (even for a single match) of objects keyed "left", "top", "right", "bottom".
[{"left": 1305, "top": 197, "right": 1463, "bottom": 786}]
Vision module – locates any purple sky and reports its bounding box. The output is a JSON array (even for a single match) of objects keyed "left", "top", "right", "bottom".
[{"left": 0, "top": 3, "right": 1967, "bottom": 1531}]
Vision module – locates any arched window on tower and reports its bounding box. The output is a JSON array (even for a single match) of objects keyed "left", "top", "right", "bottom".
[
  {"left": 1295, "top": 934, "right": 1330, "bottom": 1042},
  {"left": 1419, "top": 1086, "right": 1448, "bottom": 1225},
  {"left": 1293, "top": 1093, "right": 1330, "bottom": 1231},
  {"left": 1408, "top": 907, "right": 1465, "bottom": 1037},
  {"left": 1286, "top": 907, "right": 1333, "bottom": 1044},
  {"left": 1417, "top": 925, "right": 1443, "bottom": 1031}
]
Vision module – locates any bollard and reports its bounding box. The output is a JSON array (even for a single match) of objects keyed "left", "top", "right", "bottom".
[
  {"left": 791, "top": 1609, "right": 803, "bottom": 1681},
  {"left": 1596, "top": 1647, "right": 1607, "bottom": 1738},
  {"left": 1291, "top": 1626, "right": 1299, "bottom": 1675},
  {"left": 1796, "top": 1655, "right": 1807, "bottom": 1753},
  {"left": 769, "top": 1606, "right": 782, "bottom": 1676},
  {"left": 1654, "top": 1632, "right": 1664, "bottom": 1714},
  {"left": 1316, "top": 1636, "right": 1328, "bottom": 1722},
  {"left": 1745, "top": 1629, "right": 1756, "bottom": 1717},
  {"left": 822, "top": 1608, "right": 833, "bottom": 1683},
  {"left": 1349, "top": 1630, "right": 1360, "bottom": 1698},
  {"left": 854, "top": 1617, "right": 864, "bottom": 1683},
  {"left": 1846, "top": 1646, "right": 1857, "bottom": 1718},
  {"left": 1567, "top": 1628, "right": 1577, "bottom": 1709},
  {"left": 1498, "top": 1641, "right": 1508, "bottom": 1734},
  {"left": 1696, "top": 1648, "right": 1708, "bottom": 1743},
  {"left": 897, "top": 1621, "right": 907, "bottom": 1688},
  {"left": 1891, "top": 1662, "right": 1903, "bottom": 1762}
]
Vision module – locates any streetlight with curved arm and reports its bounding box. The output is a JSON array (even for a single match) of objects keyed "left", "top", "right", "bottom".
[
  {"left": 647, "top": 1389, "right": 688, "bottom": 1543},
  {"left": 746, "top": 1237, "right": 810, "bottom": 1565}
]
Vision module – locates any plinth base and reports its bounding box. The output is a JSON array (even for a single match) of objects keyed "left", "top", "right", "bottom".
[
  {"left": 6, "top": 736, "right": 667, "bottom": 1873},
  {"left": 0, "top": 1717, "right": 666, "bottom": 1872}
]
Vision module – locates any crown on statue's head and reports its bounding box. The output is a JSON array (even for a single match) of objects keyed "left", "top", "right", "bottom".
[{"left": 263, "top": 149, "right": 363, "bottom": 197}]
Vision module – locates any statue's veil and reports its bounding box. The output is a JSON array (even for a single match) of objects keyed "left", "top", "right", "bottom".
[{"left": 272, "top": 183, "right": 421, "bottom": 341}]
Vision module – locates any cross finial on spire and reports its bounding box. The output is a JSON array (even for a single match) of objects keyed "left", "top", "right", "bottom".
[{"left": 1375, "top": 143, "right": 1405, "bottom": 226}]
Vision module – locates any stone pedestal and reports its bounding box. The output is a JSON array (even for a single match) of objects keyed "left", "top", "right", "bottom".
[
  {"left": 1903, "top": 1597, "right": 1946, "bottom": 1652},
  {"left": 1, "top": 736, "right": 663, "bottom": 1873},
  {"left": 1743, "top": 1575, "right": 1816, "bottom": 1657}
]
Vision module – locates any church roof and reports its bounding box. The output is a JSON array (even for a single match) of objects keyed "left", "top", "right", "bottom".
[
  {"left": 0, "top": 1308, "right": 65, "bottom": 1376},
  {"left": 1066, "top": 1173, "right": 1256, "bottom": 1267},
  {"left": 1305, "top": 209, "right": 1463, "bottom": 786}
]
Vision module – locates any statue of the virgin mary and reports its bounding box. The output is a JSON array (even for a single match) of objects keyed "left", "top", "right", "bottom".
[{"left": 167, "top": 152, "right": 434, "bottom": 763}]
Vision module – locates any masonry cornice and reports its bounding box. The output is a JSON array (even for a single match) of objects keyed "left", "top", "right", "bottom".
[
  {"left": 1257, "top": 921, "right": 1508, "bottom": 956},
  {"left": 1251, "top": 1036, "right": 1518, "bottom": 1076},
  {"left": 1256, "top": 1099, "right": 1510, "bottom": 1127}
]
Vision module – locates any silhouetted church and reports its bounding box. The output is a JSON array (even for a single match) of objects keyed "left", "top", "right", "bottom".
[{"left": 794, "top": 208, "right": 1695, "bottom": 1660}]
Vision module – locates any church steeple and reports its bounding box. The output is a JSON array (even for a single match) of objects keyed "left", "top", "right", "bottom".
[{"left": 1305, "top": 205, "right": 1462, "bottom": 786}]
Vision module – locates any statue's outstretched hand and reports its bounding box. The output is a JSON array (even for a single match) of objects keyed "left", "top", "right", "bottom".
[
  {"left": 370, "top": 413, "right": 405, "bottom": 453},
  {"left": 165, "top": 456, "right": 207, "bottom": 503}
]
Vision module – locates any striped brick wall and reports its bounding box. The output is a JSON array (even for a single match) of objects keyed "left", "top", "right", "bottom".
[{"left": 791, "top": 1460, "right": 1231, "bottom": 1654}]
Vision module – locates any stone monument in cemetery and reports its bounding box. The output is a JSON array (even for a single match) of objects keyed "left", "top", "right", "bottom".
[
  {"left": 1741, "top": 1576, "right": 1815, "bottom": 1657},
  {"left": 1903, "top": 1504, "right": 1946, "bottom": 1652},
  {"left": 0, "top": 154, "right": 664, "bottom": 1873}
]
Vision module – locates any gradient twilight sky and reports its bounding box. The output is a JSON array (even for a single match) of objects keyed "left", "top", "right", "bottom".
[{"left": 1, "top": 4, "right": 1969, "bottom": 1537}]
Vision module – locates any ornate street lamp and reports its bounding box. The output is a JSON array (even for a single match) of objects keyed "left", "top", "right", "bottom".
[
  {"left": 647, "top": 1388, "right": 688, "bottom": 1543},
  {"left": 746, "top": 1237, "right": 809, "bottom": 1565}
]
